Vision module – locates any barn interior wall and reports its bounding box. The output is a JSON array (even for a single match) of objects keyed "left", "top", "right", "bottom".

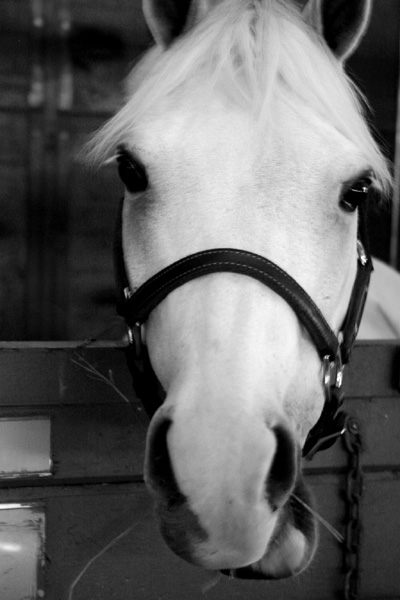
[{"left": 0, "top": 0, "right": 399, "bottom": 341}]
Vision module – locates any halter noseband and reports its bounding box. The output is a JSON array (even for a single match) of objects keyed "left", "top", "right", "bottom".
[{"left": 115, "top": 203, "right": 372, "bottom": 459}]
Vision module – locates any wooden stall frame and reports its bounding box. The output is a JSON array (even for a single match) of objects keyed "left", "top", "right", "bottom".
[{"left": 0, "top": 340, "right": 399, "bottom": 599}]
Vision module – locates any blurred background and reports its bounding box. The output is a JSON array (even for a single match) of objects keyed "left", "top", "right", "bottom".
[{"left": 0, "top": 0, "right": 399, "bottom": 341}]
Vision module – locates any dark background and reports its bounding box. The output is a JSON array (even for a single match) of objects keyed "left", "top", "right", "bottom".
[{"left": 0, "top": 0, "right": 399, "bottom": 341}]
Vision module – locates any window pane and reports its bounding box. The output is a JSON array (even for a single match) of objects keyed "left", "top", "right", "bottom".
[
  {"left": 0, "top": 417, "right": 51, "bottom": 477},
  {"left": 0, "top": 503, "right": 46, "bottom": 600}
]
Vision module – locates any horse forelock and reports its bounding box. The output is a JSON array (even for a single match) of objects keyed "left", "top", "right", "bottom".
[{"left": 87, "top": 0, "right": 391, "bottom": 194}]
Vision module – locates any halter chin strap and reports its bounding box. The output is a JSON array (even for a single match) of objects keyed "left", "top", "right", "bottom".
[{"left": 115, "top": 203, "right": 373, "bottom": 459}]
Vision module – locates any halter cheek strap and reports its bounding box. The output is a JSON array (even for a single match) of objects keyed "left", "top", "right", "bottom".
[{"left": 115, "top": 201, "right": 373, "bottom": 459}]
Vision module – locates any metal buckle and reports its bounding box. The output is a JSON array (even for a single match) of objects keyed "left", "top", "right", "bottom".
[
  {"left": 323, "top": 343, "right": 344, "bottom": 403},
  {"left": 357, "top": 240, "right": 368, "bottom": 266},
  {"left": 303, "top": 348, "right": 346, "bottom": 460},
  {"left": 127, "top": 322, "right": 143, "bottom": 358}
]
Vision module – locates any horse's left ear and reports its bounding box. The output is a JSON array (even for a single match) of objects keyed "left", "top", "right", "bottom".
[
  {"left": 143, "top": 0, "right": 214, "bottom": 48},
  {"left": 303, "top": 0, "right": 372, "bottom": 60},
  {"left": 142, "top": 0, "right": 193, "bottom": 47}
]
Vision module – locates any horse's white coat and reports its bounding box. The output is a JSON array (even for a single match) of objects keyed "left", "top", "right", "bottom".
[{"left": 91, "top": 0, "right": 394, "bottom": 579}]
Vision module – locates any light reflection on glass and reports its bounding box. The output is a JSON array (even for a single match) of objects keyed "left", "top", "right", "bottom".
[
  {"left": 0, "top": 503, "right": 45, "bottom": 599},
  {"left": 0, "top": 542, "right": 22, "bottom": 553}
]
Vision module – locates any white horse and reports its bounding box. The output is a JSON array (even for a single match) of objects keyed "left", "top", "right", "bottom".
[{"left": 89, "top": 0, "right": 394, "bottom": 580}]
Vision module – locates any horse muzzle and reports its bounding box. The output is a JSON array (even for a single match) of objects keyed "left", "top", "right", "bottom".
[{"left": 144, "top": 407, "right": 318, "bottom": 579}]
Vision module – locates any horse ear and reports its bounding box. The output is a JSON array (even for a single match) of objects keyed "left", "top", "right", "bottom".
[
  {"left": 303, "top": 0, "right": 372, "bottom": 60},
  {"left": 143, "top": 0, "right": 210, "bottom": 47}
]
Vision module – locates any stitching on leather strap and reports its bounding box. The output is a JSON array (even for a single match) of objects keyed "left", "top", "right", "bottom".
[
  {"left": 132, "top": 260, "right": 318, "bottom": 316},
  {"left": 124, "top": 253, "right": 338, "bottom": 357}
]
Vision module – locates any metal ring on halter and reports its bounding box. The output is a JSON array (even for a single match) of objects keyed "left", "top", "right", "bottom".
[
  {"left": 323, "top": 338, "right": 344, "bottom": 403},
  {"left": 127, "top": 322, "right": 143, "bottom": 358}
]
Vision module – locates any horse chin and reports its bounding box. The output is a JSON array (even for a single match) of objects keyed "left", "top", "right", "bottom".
[
  {"left": 223, "top": 481, "right": 318, "bottom": 580},
  {"left": 154, "top": 474, "right": 318, "bottom": 580},
  {"left": 146, "top": 413, "right": 318, "bottom": 580}
]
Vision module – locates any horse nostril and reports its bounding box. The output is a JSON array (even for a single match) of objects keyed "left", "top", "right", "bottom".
[
  {"left": 145, "top": 414, "right": 208, "bottom": 564},
  {"left": 146, "top": 417, "right": 186, "bottom": 508},
  {"left": 266, "top": 424, "right": 297, "bottom": 511}
]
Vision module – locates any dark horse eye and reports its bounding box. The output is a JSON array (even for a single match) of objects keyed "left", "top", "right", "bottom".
[
  {"left": 116, "top": 146, "right": 148, "bottom": 193},
  {"left": 340, "top": 176, "right": 372, "bottom": 213}
]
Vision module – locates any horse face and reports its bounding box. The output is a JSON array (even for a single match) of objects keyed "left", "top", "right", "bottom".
[
  {"left": 93, "top": 0, "right": 389, "bottom": 580},
  {"left": 121, "top": 91, "right": 363, "bottom": 576}
]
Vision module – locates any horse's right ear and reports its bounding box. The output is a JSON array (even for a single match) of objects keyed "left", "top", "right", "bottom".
[
  {"left": 142, "top": 0, "right": 199, "bottom": 47},
  {"left": 303, "top": 0, "right": 372, "bottom": 60}
]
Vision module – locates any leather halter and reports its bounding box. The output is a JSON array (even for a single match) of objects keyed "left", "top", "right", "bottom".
[{"left": 115, "top": 201, "right": 373, "bottom": 459}]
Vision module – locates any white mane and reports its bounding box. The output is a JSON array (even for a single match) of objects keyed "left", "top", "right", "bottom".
[{"left": 88, "top": 0, "right": 391, "bottom": 193}]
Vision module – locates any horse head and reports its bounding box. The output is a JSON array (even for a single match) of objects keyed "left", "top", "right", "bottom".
[{"left": 90, "top": 0, "right": 390, "bottom": 579}]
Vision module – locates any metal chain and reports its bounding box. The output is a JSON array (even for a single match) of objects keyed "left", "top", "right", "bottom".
[{"left": 342, "top": 416, "right": 364, "bottom": 600}]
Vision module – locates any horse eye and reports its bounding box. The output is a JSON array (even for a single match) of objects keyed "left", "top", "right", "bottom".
[
  {"left": 340, "top": 177, "right": 372, "bottom": 213},
  {"left": 116, "top": 148, "right": 148, "bottom": 193}
]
